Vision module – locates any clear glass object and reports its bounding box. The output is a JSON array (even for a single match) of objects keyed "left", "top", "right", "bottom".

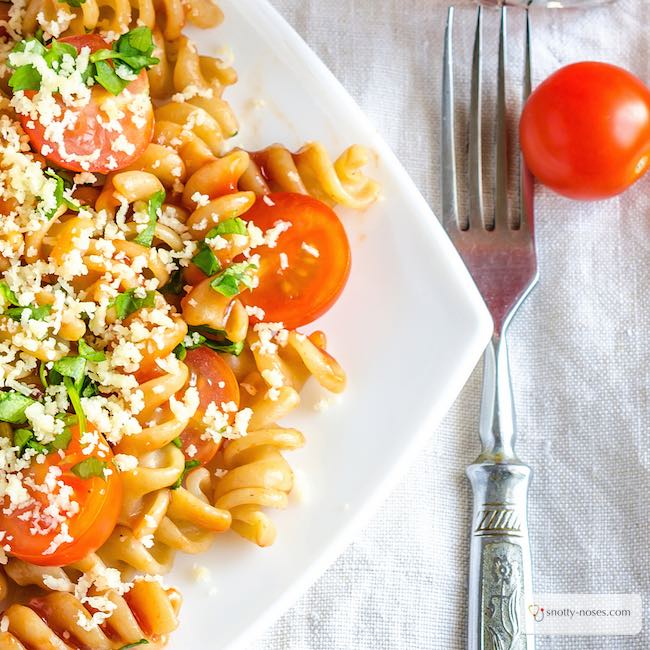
[{"left": 481, "top": 0, "right": 616, "bottom": 6}]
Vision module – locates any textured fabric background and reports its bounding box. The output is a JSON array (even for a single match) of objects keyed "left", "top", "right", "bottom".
[{"left": 248, "top": 1, "right": 650, "bottom": 648}]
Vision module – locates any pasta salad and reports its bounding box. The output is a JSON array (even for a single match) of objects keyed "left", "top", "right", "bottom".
[{"left": 0, "top": 0, "right": 379, "bottom": 647}]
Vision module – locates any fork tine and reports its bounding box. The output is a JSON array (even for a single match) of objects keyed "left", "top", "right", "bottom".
[
  {"left": 468, "top": 6, "right": 484, "bottom": 231},
  {"left": 494, "top": 7, "right": 508, "bottom": 231},
  {"left": 518, "top": 9, "right": 534, "bottom": 234},
  {"left": 441, "top": 7, "right": 459, "bottom": 232}
]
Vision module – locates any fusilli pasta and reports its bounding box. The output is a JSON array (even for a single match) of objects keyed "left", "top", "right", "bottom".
[{"left": 0, "top": 0, "right": 379, "bottom": 645}]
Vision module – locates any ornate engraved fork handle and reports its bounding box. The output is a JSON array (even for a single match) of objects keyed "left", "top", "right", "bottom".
[{"left": 467, "top": 335, "right": 533, "bottom": 650}]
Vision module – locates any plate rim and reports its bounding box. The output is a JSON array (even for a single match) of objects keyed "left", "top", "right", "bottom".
[{"left": 212, "top": 1, "right": 492, "bottom": 648}]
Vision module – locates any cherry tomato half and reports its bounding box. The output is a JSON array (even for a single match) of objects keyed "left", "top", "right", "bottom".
[
  {"left": 240, "top": 192, "right": 351, "bottom": 329},
  {"left": 520, "top": 61, "right": 650, "bottom": 200},
  {"left": 179, "top": 346, "right": 240, "bottom": 465},
  {"left": 19, "top": 35, "right": 154, "bottom": 174},
  {"left": 0, "top": 424, "right": 122, "bottom": 566}
]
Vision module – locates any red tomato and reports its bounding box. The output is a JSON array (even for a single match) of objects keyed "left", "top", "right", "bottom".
[
  {"left": 240, "top": 192, "right": 351, "bottom": 329},
  {"left": 0, "top": 424, "right": 122, "bottom": 566},
  {"left": 520, "top": 62, "right": 650, "bottom": 200},
  {"left": 19, "top": 35, "right": 154, "bottom": 174},
  {"left": 180, "top": 347, "right": 240, "bottom": 465}
]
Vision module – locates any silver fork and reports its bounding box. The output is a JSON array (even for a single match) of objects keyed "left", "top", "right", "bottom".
[{"left": 442, "top": 6, "right": 537, "bottom": 649}]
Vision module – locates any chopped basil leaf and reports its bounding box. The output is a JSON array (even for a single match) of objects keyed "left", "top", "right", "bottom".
[
  {"left": 93, "top": 59, "right": 127, "bottom": 95},
  {"left": 58, "top": 0, "right": 86, "bottom": 6},
  {"left": 186, "top": 333, "right": 207, "bottom": 349},
  {"left": 119, "top": 640, "right": 149, "bottom": 649},
  {"left": 161, "top": 269, "right": 183, "bottom": 295},
  {"left": 191, "top": 241, "right": 221, "bottom": 277},
  {"left": 43, "top": 40, "right": 77, "bottom": 68},
  {"left": 43, "top": 169, "right": 80, "bottom": 219},
  {"left": 13, "top": 428, "right": 47, "bottom": 455},
  {"left": 78, "top": 339, "right": 106, "bottom": 362},
  {"left": 52, "top": 356, "right": 86, "bottom": 387},
  {"left": 89, "top": 27, "right": 158, "bottom": 93},
  {"left": 133, "top": 190, "right": 165, "bottom": 247},
  {"left": 13, "top": 428, "right": 33, "bottom": 453},
  {"left": 6, "top": 305, "right": 52, "bottom": 321},
  {"left": 118, "top": 27, "right": 155, "bottom": 55},
  {"left": 206, "top": 217, "right": 247, "bottom": 238},
  {"left": 186, "top": 328, "right": 243, "bottom": 356},
  {"left": 63, "top": 376, "right": 86, "bottom": 435},
  {"left": 70, "top": 457, "right": 107, "bottom": 480},
  {"left": 189, "top": 325, "right": 226, "bottom": 338},
  {"left": 171, "top": 437, "right": 182, "bottom": 448},
  {"left": 112, "top": 289, "right": 156, "bottom": 320},
  {"left": 8, "top": 63, "right": 41, "bottom": 91},
  {"left": 0, "top": 391, "right": 35, "bottom": 424},
  {"left": 39, "top": 362, "right": 49, "bottom": 389},
  {"left": 0, "top": 282, "right": 18, "bottom": 307},
  {"left": 172, "top": 343, "right": 186, "bottom": 361},
  {"left": 209, "top": 262, "right": 258, "bottom": 298},
  {"left": 203, "top": 339, "right": 244, "bottom": 356},
  {"left": 171, "top": 460, "right": 200, "bottom": 490},
  {"left": 51, "top": 426, "right": 72, "bottom": 451},
  {"left": 80, "top": 378, "right": 99, "bottom": 398},
  {"left": 8, "top": 40, "right": 45, "bottom": 92}
]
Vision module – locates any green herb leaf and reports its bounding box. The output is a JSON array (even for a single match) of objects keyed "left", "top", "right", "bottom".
[
  {"left": 39, "top": 362, "right": 49, "bottom": 389},
  {"left": 8, "top": 65, "right": 42, "bottom": 91},
  {"left": 0, "top": 282, "right": 18, "bottom": 307},
  {"left": 133, "top": 190, "right": 165, "bottom": 247},
  {"left": 6, "top": 305, "right": 52, "bottom": 321},
  {"left": 93, "top": 59, "right": 127, "bottom": 95},
  {"left": 185, "top": 333, "right": 207, "bottom": 350},
  {"left": 191, "top": 241, "right": 221, "bottom": 277},
  {"left": 63, "top": 376, "right": 86, "bottom": 435},
  {"left": 78, "top": 339, "right": 105, "bottom": 362},
  {"left": 112, "top": 289, "right": 156, "bottom": 320},
  {"left": 43, "top": 40, "right": 77, "bottom": 68},
  {"left": 52, "top": 356, "right": 86, "bottom": 387},
  {"left": 161, "top": 269, "right": 183, "bottom": 295},
  {"left": 13, "top": 428, "right": 35, "bottom": 454},
  {"left": 117, "top": 27, "right": 155, "bottom": 55},
  {"left": 0, "top": 391, "right": 35, "bottom": 424},
  {"left": 170, "top": 460, "right": 200, "bottom": 490},
  {"left": 203, "top": 339, "right": 244, "bottom": 356},
  {"left": 119, "top": 640, "right": 149, "bottom": 650},
  {"left": 43, "top": 169, "right": 80, "bottom": 219},
  {"left": 80, "top": 377, "right": 99, "bottom": 398},
  {"left": 51, "top": 426, "right": 72, "bottom": 451},
  {"left": 171, "top": 437, "right": 182, "bottom": 448},
  {"left": 209, "top": 262, "right": 258, "bottom": 298},
  {"left": 13, "top": 428, "right": 49, "bottom": 456},
  {"left": 70, "top": 457, "right": 107, "bottom": 480},
  {"left": 206, "top": 217, "right": 247, "bottom": 238},
  {"left": 58, "top": 0, "right": 86, "bottom": 7},
  {"left": 172, "top": 343, "right": 186, "bottom": 361}
]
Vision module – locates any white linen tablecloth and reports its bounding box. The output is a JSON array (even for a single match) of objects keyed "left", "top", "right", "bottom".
[{"left": 250, "top": 1, "right": 650, "bottom": 648}]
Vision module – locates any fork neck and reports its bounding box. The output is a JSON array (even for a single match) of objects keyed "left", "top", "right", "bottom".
[{"left": 477, "top": 331, "right": 519, "bottom": 463}]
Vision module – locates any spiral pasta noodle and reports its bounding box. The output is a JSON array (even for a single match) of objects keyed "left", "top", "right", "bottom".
[
  {"left": 20, "top": 0, "right": 223, "bottom": 41},
  {"left": 0, "top": 0, "right": 380, "bottom": 645},
  {"left": 240, "top": 142, "right": 381, "bottom": 210},
  {"left": 0, "top": 578, "right": 180, "bottom": 648},
  {"left": 214, "top": 427, "right": 305, "bottom": 547}
]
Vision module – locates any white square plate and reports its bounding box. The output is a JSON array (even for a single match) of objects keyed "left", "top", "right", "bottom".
[{"left": 172, "top": 1, "right": 492, "bottom": 647}]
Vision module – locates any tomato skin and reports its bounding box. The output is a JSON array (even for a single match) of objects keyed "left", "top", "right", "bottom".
[
  {"left": 240, "top": 192, "right": 351, "bottom": 329},
  {"left": 520, "top": 62, "right": 650, "bottom": 200},
  {"left": 19, "top": 35, "right": 154, "bottom": 174},
  {"left": 180, "top": 347, "right": 240, "bottom": 465},
  {"left": 0, "top": 425, "right": 122, "bottom": 566}
]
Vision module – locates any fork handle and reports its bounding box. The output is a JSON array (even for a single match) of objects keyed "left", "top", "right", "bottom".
[{"left": 467, "top": 460, "right": 534, "bottom": 649}]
